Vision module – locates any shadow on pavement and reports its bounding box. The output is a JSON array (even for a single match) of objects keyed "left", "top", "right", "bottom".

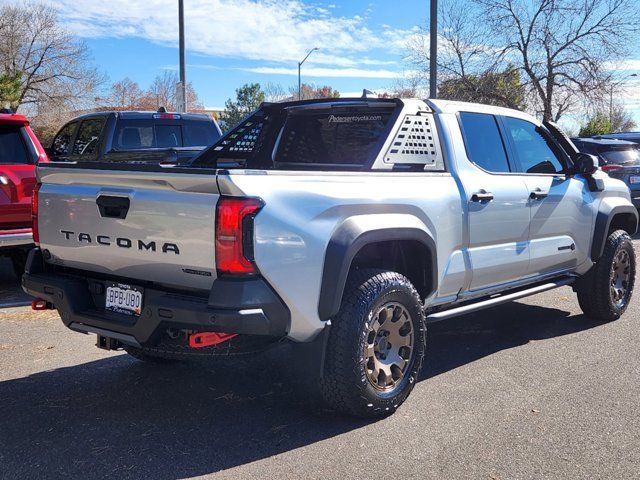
[
  {"left": 0, "top": 301, "right": 605, "bottom": 479},
  {"left": 0, "top": 257, "right": 31, "bottom": 306}
]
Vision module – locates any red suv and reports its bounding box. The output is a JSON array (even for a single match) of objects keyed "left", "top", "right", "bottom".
[{"left": 0, "top": 110, "right": 48, "bottom": 276}]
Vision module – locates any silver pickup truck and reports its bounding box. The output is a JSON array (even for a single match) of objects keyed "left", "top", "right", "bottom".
[{"left": 23, "top": 98, "right": 638, "bottom": 417}]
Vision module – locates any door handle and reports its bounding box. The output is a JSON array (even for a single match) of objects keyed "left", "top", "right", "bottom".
[
  {"left": 529, "top": 188, "right": 549, "bottom": 200},
  {"left": 96, "top": 195, "right": 130, "bottom": 219},
  {"left": 470, "top": 190, "right": 494, "bottom": 203}
]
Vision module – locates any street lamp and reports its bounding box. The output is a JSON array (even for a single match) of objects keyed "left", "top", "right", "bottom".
[
  {"left": 178, "top": 0, "right": 187, "bottom": 112},
  {"left": 298, "top": 47, "right": 319, "bottom": 101},
  {"left": 429, "top": 0, "right": 437, "bottom": 99}
]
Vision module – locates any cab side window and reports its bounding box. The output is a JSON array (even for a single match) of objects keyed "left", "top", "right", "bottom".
[
  {"left": 52, "top": 122, "right": 78, "bottom": 158},
  {"left": 459, "top": 112, "right": 511, "bottom": 173},
  {"left": 73, "top": 118, "right": 105, "bottom": 159},
  {"left": 502, "top": 117, "right": 565, "bottom": 174}
]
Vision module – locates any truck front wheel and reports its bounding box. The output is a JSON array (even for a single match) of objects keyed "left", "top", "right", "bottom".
[
  {"left": 576, "top": 230, "right": 636, "bottom": 321},
  {"left": 320, "top": 269, "right": 427, "bottom": 418}
]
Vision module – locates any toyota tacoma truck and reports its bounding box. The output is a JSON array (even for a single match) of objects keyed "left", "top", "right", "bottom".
[
  {"left": 0, "top": 110, "right": 48, "bottom": 276},
  {"left": 23, "top": 98, "right": 638, "bottom": 417}
]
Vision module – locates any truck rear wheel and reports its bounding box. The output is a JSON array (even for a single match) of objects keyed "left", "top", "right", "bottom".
[
  {"left": 320, "top": 269, "right": 426, "bottom": 418},
  {"left": 576, "top": 230, "right": 635, "bottom": 321}
]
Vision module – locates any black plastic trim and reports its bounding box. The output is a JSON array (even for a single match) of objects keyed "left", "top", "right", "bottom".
[
  {"left": 591, "top": 205, "right": 639, "bottom": 261},
  {"left": 22, "top": 249, "right": 290, "bottom": 346},
  {"left": 318, "top": 220, "right": 437, "bottom": 320}
]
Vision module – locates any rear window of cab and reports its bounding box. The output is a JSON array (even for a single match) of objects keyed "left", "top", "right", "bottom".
[
  {"left": 0, "top": 125, "right": 31, "bottom": 164},
  {"left": 113, "top": 120, "right": 220, "bottom": 150}
]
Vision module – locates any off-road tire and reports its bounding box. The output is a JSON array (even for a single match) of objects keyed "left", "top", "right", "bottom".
[
  {"left": 320, "top": 269, "right": 427, "bottom": 418},
  {"left": 576, "top": 230, "right": 635, "bottom": 321}
]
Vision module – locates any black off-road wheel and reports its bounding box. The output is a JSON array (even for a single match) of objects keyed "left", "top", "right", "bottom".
[
  {"left": 576, "top": 230, "right": 636, "bottom": 322},
  {"left": 320, "top": 269, "right": 427, "bottom": 418}
]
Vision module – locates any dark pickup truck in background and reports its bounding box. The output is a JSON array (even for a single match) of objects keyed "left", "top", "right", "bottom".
[{"left": 48, "top": 110, "right": 222, "bottom": 165}]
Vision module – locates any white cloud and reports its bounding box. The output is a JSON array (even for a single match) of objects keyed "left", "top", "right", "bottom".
[
  {"left": 605, "top": 60, "right": 640, "bottom": 71},
  {"left": 244, "top": 66, "right": 400, "bottom": 79},
  {"left": 33, "top": 0, "right": 409, "bottom": 71}
]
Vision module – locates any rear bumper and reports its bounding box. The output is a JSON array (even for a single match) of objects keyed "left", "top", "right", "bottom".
[
  {"left": 22, "top": 249, "right": 290, "bottom": 347},
  {"left": 0, "top": 229, "right": 33, "bottom": 249}
]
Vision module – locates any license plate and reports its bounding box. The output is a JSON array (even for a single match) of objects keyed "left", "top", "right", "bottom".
[
  {"left": 630, "top": 175, "right": 640, "bottom": 184},
  {"left": 105, "top": 283, "right": 143, "bottom": 316}
]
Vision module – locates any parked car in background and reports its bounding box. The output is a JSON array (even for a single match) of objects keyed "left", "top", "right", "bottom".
[
  {"left": 594, "top": 132, "right": 640, "bottom": 144},
  {"left": 0, "top": 110, "right": 48, "bottom": 276},
  {"left": 47, "top": 109, "right": 222, "bottom": 165},
  {"left": 572, "top": 137, "right": 640, "bottom": 209}
]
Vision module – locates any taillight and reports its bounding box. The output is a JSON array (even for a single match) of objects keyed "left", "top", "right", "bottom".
[
  {"left": 31, "top": 183, "right": 40, "bottom": 245},
  {"left": 215, "top": 197, "right": 263, "bottom": 275},
  {"left": 602, "top": 164, "right": 623, "bottom": 172}
]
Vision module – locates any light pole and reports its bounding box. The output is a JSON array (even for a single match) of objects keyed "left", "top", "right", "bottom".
[
  {"left": 298, "top": 47, "right": 319, "bottom": 101},
  {"left": 178, "top": 0, "right": 187, "bottom": 112},
  {"left": 429, "top": 0, "right": 438, "bottom": 99}
]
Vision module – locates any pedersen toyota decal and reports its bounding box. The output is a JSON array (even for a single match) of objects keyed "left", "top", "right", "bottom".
[
  {"left": 328, "top": 114, "right": 383, "bottom": 123},
  {"left": 59, "top": 230, "right": 180, "bottom": 255}
]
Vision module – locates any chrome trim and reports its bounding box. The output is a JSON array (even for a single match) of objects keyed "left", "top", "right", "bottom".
[{"left": 0, "top": 232, "right": 33, "bottom": 248}]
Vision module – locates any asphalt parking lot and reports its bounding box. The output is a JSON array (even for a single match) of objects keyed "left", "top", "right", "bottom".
[{"left": 1, "top": 244, "right": 639, "bottom": 480}]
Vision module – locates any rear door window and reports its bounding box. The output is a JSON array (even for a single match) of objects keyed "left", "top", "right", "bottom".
[
  {"left": 51, "top": 122, "right": 78, "bottom": 157},
  {"left": 0, "top": 125, "right": 30, "bottom": 164},
  {"left": 73, "top": 118, "right": 106, "bottom": 159},
  {"left": 459, "top": 112, "right": 511, "bottom": 173},
  {"left": 275, "top": 110, "right": 393, "bottom": 168}
]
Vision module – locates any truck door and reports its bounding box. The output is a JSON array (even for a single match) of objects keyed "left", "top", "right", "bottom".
[
  {"left": 499, "top": 116, "right": 593, "bottom": 276},
  {"left": 457, "top": 112, "right": 531, "bottom": 291}
]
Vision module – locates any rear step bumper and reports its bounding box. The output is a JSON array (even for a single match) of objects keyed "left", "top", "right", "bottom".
[{"left": 22, "top": 249, "right": 290, "bottom": 346}]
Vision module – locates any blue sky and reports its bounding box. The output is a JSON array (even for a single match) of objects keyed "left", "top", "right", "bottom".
[
  {"left": 23, "top": 0, "right": 640, "bottom": 126},
  {"left": 68, "top": 0, "right": 427, "bottom": 109}
]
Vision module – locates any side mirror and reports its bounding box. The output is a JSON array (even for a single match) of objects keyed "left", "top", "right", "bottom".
[{"left": 573, "top": 153, "right": 598, "bottom": 176}]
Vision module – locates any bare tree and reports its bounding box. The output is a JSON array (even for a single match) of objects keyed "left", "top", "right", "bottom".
[
  {"left": 143, "top": 71, "right": 203, "bottom": 111},
  {"left": 609, "top": 103, "right": 637, "bottom": 132},
  {"left": 0, "top": 2, "right": 103, "bottom": 112},
  {"left": 408, "top": 0, "right": 520, "bottom": 107},
  {"left": 263, "top": 82, "right": 289, "bottom": 103},
  {"left": 288, "top": 83, "right": 340, "bottom": 100},
  {"left": 480, "top": 0, "right": 639, "bottom": 121},
  {"left": 409, "top": 0, "right": 640, "bottom": 121},
  {"left": 106, "top": 78, "right": 145, "bottom": 111}
]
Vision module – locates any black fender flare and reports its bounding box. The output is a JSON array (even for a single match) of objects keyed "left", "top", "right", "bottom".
[
  {"left": 317, "top": 219, "right": 437, "bottom": 321},
  {"left": 591, "top": 204, "right": 638, "bottom": 261}
]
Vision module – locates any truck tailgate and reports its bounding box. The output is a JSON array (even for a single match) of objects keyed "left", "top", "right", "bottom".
[{"left": 37, "top": 166, "right": 219, "bottom": 290}]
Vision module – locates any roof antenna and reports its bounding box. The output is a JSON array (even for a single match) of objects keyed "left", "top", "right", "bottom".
[
  {"left": 157, "top": 106, "right": 167, "bottom": 113},
  {"left": 361, "top": 89, "right": 378, "bottom": 99}
]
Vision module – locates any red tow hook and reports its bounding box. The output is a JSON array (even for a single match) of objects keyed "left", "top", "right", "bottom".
[
  {"left": 31, "top": 298, "right": 53, "bottom": 311},
  {"left": 188, "top": 332, "right": 238, "bottom": 349}
]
